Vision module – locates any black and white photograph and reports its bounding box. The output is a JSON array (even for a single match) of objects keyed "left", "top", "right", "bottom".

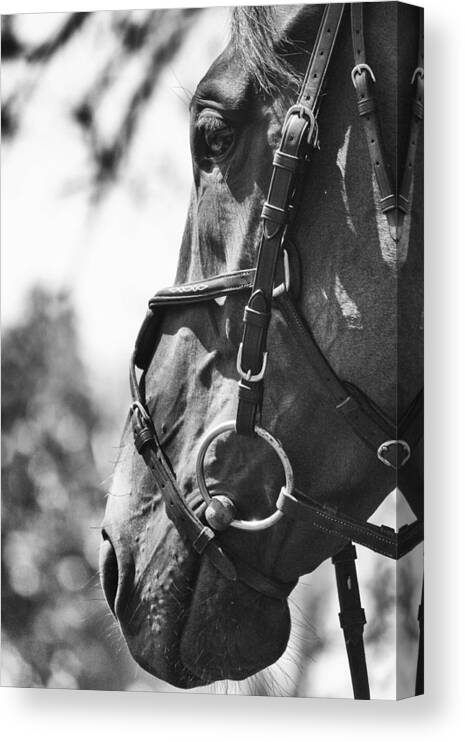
[{"left": 2, "top": 0, "right": 426, "bottom": 704}]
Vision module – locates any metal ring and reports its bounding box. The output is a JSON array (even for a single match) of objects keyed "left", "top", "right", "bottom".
[
  {"left": 377, "top": 439, "right": 411, "bottom": 469},
  {"left": 195, "top": 420, "right": 294, "bottom": 531}
]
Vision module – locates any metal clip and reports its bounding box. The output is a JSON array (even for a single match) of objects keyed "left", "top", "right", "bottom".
[
  {"left": 351, "top": 63, "right": 376, "bottom": 87},
  {"left": 236, "top": 343, "right": 268, "bottom": 383}
]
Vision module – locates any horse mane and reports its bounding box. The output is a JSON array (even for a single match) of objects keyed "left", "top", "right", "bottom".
[{"left": 230, "top": 6, "right": 302, "bottom": 96}]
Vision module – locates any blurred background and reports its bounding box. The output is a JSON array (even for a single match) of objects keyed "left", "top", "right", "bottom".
[{"left": 1, "top": 5, "right": 422, "bottom": 697}]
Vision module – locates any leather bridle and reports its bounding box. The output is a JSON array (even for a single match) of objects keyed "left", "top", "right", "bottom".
[{"left": 128, "top": 4, "right": 424, "bottom": 698}]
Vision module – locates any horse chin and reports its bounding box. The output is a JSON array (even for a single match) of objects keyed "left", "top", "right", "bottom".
[
  {"left": 113, "top": 550, "right": 291, "bottom": 689},
  {"left": 179, "top": 559, "right": 292, "bottom": 685}
]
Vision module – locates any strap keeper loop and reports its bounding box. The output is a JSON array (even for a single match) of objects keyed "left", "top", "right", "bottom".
[
  {"left": 238, "top": 380, "right": 263, "bottom": 405},
  {"left": 192, "top": 526, "right": 215, "bottom": 554},
  {"left": 243, "top": 305, "right": 269, "bottom": 329},
  {"left": 357, "top": 97, "right": 376, "bottom": 116},
  {"left": 338, "top": 607, "right": 367, "bottom": 629},
  {"left": 133, "top": 426, "right": 154, "bottom": 453},
  {"left": 413, "top": 100, "right": 424, "bottom": 120},
  {"left": 272, "top": 150, "right": 301, "bottom": 173},
  {"left": 380, "top": 194, "right": 397, "bottom": 213},
  {"left": 332, "top": 543, "right": 358, "bottom": 564},
  {"left": 261, "top": 202, "right": 288, "bottom": 225}
]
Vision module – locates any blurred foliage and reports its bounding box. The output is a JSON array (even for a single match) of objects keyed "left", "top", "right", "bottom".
[
  {"left": 1, "top": 9, "right": 202, "bottom": 193},
  {"left": 1, "top": 288, "right": 133, "bottom": 689}
]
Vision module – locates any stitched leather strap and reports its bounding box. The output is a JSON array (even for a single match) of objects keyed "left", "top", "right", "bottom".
[
  {"left": 134, "top": 269, "right": 255, "bottom": 370},
  {"left": 277, "top": 488, "right": 423, "bottom": 560},
  {"left": 235, "top": 4, "right": 346, "bottom": 435},
  {"left": 150, "top": 269, "right": 255, "bottom": 307}
]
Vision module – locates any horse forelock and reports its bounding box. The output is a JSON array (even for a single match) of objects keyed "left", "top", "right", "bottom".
[{"left": 230, "top": 5, "right": 303, "bottom": 96}]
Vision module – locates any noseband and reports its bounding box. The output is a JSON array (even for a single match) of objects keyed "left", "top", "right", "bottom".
[{"left": 128, "top": 4, "right": 424, "bottom": 698}]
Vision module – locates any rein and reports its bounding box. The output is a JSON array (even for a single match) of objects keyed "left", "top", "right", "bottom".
[{"left": 128, "top": 4, "right": 424, "bottom": 698}]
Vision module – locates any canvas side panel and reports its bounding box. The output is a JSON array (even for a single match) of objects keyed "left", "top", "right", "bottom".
[{"left": 395, "top": 1, "right": 424, "bottom": 701}]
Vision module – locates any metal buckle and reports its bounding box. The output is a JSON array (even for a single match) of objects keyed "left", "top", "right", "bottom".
[
  {"left": 196, "top": 420, "right": 294, "bottom": 531},
  {"left": 411, "top": 66, "right": 424, "bottom": 84},
  {"left": 272, "top": 248, "right": 290, "bottom": 297},
  {"left": 351, "top": 63, "right": 376, "bottom": 87},
  {"left": 130, "top": 400, "right": 152, "bottom": 427},
  {"left": 377, "top": 439, "right": 411, "bottom": 470},
  {"left": 236, "top": 343, "right": 268, "bottom": 383},
  {"left": 283, "top": 104, "right": 317, "bottom": 146}
]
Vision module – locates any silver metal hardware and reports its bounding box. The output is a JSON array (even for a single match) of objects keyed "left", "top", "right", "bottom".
[
  {"left": 236, "top": 343, "right": 268, "bottom": 383},
  {"left": 411, "top": 67, "right": 424, "bottom": 84},
  {"left": 377, "top": 439, "right": 411, "bottom": 469},
  {"left": 196, "top": 420, "right": 294, "bottom": 531},
  {"left": 272, "top": 249, "right": 290, "bottom": 297},
  {"left": 282, "top": 104, "right": 317, "bottom": 146},
  {"left": 351, "top": 63, "right": 376, "bottom": 87}
]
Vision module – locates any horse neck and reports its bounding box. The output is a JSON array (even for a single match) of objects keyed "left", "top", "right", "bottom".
[{"left": 290, "top": 3, "right": 423, "bottom": 417}]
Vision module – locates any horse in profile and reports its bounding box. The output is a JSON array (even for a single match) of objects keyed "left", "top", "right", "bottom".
[{"left": 100, "top": 3, "right": 423, "bottom": 694}]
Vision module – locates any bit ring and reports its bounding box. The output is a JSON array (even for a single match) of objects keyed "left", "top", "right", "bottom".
[{"left": 196, "top": 420, "right": 294, "bottom": 531}]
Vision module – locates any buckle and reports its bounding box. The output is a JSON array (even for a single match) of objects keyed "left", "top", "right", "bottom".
[
  {"left": 411, "top": 66, "right": 424, "bottom": 84},
  {"left": 236, "top": 343, "right": 268, "bottom": 383},
  {"left": 283, "top": 104, "right": 318, "bottom": 146},
  {"left": 351, "top": 63, "right": 376, "bottom": 87},
  {"left": 130, "top": 400, "right": 152, "bottom": 428},
  {"left": 377, "top": 439, "right": 411, "bottom": 469}
]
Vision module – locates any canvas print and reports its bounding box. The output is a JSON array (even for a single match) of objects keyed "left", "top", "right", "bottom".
[{"left": 1, "top": 2, "right": 424, "bottom": 699}]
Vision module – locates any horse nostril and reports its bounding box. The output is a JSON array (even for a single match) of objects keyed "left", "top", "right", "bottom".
[{"left": 99, "top": 531, "right": 119, "bottom": 617}]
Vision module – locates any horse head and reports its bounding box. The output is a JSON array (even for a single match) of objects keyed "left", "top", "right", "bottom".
[{"left": 101, "top": 4, "right": 423, "bottom": 689}]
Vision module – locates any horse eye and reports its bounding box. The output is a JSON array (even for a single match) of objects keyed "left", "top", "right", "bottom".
[
  {"left": 203, "top": 126, "right": 234, "bottom": 159},
  {"left": 194, "top": 113, "right": 235, "bottom": 165}
]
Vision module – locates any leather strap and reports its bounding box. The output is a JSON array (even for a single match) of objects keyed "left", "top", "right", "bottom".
[
  {"left": 278, "top": 293, "right": 423, "bottom": 468},
  {"left": 277, "top": 488, "right": 423, "bottom": 560},
  {"left": 130, "top": 400, "right": 237, "bottom": 581},
  {"left": 399, "top": 10, "right": 424, "bottom": 216},
  {"left": 130, "top": 387, "right": 298, "bottom": 600},
  {"left": 415, "top": 582, "right": 424, "bottom": 695},
  {"left": 235, "top": 4, "right": 346, "bottom": 435},
  {"left": 134, "top": 269, "right": 255, "bottom": 371},
  {"left": 332, "top": 543, "right": 370, "bottom": 699},
  {"left": 150, "top": 269, "right": 255, "bottom": 307},
  {"left": 351, "top": 4, "right": 424, "bottom": 241}
]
